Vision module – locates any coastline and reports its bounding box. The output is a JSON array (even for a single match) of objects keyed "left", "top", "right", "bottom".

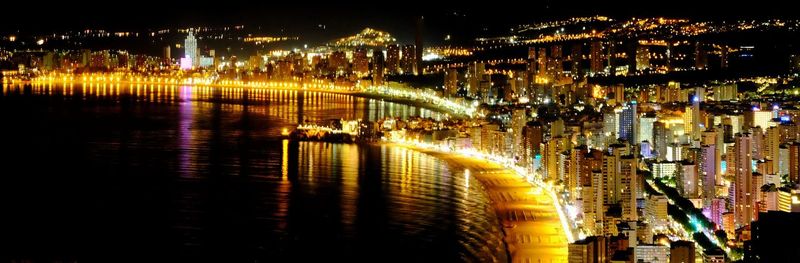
[
  {"left": 385, "top": 142, "right": 569, "bottom": 262},
  {"left": 10, "top": 80, "right": 471, "bottom": 118}
]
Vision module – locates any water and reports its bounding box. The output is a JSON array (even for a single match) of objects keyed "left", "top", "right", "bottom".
[{"left": 0, "top": 83, "right": 507, "bottom": 262}]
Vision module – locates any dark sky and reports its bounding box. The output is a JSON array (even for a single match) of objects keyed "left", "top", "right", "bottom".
[{"left": 1, "top": 1, "right": 798, "bottom": 42}]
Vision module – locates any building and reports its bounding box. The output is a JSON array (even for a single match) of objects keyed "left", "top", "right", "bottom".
[
  {"left": 590, "top": 41, "right": 604, "bottom": 74},
  {"left": 703, "top": 248, "right": 726, "bottom": 263},
  {"left": 569, "top": 236, "right": 607, "bottom": 263},
  {"left": 634, "top": 244, "right": 669, "bottom": 263},
  {"left": 620, "top": 156, "right": 638, "bottom": 221},
  {"left": 400, "top": 45, "right": 416, "bottom": 75},
  {"left": 639, "top": 116, "right": 656, "bottom": 145},
  {"left": 386, "top": 44, "right": 400, "bottom": 74},
  {"left": 619, "top": 102, "right": 638, "bottom": 144},
  {"left": 669, "top": 240, "right": 695, "bottom": 263},
  {"left": 184, "top": 31, "right": 198, "bottom": 68},
  {"left": 712, "top": 84, "right": 737, "bottom": 101},
  {"left": 372, "top": 50, "right": 385, "bottom": 86},
  {"left": 352, "top": 47, "right": 369, "bottom": 76},
  {"left": 645, "top": 194, "right": 668, "bottom": 230},
  {"left": 734, "top": 133, "right": 754, "bottom": 227}
]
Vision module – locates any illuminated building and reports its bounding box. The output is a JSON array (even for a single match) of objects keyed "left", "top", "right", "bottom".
[
  {"left": 713, "top": 84, "right": 737, "bottom": 101},
  {"left": 544, "top": 136, "right": 568, "bottom": 181},
  {"left": 765, "top": 127, "right": 780, "bottom": 173},
  {"left": 590, "top": 41, "right": 604, "bottom": 74},
  {"left": 163, "top": 46, "right": 171, "bottom": 62},
  {"left": 748, "top": 109, "right": 774, "bottom": 134},
  {"left": 372, "top": 50, "right": 384, "bottom": 86},
  {"left": 654, "top": 122, "right": 669, "bottom": 161},
  {"left": 352, "top": 47, "right": 369, "bottom": 76},
  {"left": 645, "top": 194, "right": 668, "bottom": 229},
  {"left": 634, "top": 244, "right": 669, "bottom": 263},
  {"left": 677, "top": 161, "right": 698, "bottom": 198},
  {"left": 785, "top": 142, "right": 800, "bottom": 183},
  {"left": 328, "top": 51, "right": 347, "bottom": 73},
  {"left": 703, "top": 249, "right": 726, "bottom": 263},
  {"left": 670, "top": 240, "right": 695, "bottom": 263},
  {"left": 709, "top": 198, "right": 726, "bottom": 226},
  {"left": 639, "top": 115, "right": 656, "bottom": 145},
  {"left": 651, "top": 161, "right": 677, "bottom": 179},
  {"left": 386, "top": 44, "right": 400, "bottom": 74},
  {"left": 511, "top": 109, "right": 527, "bottom": 163},
  {"left": 734, "top": 132, "right": 754, "bottom": 227},
  {"left": 184, "top": 31, "right": 198, "bottom": 68},
  {"left": 619, "top": 102, "right": 637, "bottom": 143},
  {"left": 722, "top": 212, "right": 735, "bottom": 237},
  {"left": 569, "top": 236, "right": 607, "bottom": 263},
  {"left": 700, "top": 144, "right": 716, "bottom": 204},
  {"left": 467, "top": 62, "right": 486, "bottom": 98},
  {"left": 400, "top": 45, "right": 416, "bottom": 75}
]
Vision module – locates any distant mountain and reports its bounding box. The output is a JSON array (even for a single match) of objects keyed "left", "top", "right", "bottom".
[{"left": 328, "top": 28, "right": 396, "bottom": 47}]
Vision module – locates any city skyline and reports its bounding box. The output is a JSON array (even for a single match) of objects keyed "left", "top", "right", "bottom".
[{"left": 4, "top": 5, "right": 800, "bottom": 262}]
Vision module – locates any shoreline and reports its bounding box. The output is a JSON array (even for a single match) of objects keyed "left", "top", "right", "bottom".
[
  {"left": 385, "top": 142, "right": 569, "bottom": 262},
  {"left": 8, "top": 80, "right": 470, "bottom": 118}
]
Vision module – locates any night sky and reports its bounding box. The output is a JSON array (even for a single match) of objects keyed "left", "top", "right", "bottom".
[{"left": 1, "top": 1, "right": 797, "bottom": 43}]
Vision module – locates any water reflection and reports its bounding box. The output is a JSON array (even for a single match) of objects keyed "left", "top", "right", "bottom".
[{"left": 1, "top": 82, "right": 503, "bottom": 262}]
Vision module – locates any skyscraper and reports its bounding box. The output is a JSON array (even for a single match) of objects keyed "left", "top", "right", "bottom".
[
  {"left": 590, "top": 41, "right": 604, "bottom": 74},
  {"left": 619, "top": 102, "right": 638, "bottom": 143},
  {"left": 372, "top": 50, "right": 385, "bottom": 86},
  {"left": 352, "top": 47, "right": 369, "bottom": 76},
  {"left": 400, "top": 45, "right": 416, "bottom": 75},
  {"left": 734, "top": 133, "right": 754, "bottom": 227},
  {"left": 386, "top": 44, "right": 400, "bottom": 74},
  {"left": 184, "top": 31, "right": 198, "bottom": 68}
]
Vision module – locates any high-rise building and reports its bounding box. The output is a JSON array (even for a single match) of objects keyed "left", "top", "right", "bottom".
[
  {"left": 619, "top": 102, "right": 638, "bottom": 143},
  {"left": 163, "top": 46, "right": 171, "bottom": 62},
  {"left": 372, "top": 50, "right": 385, "bottom": 86},
  {"left": 620, "top": 155, "right": 638, "bottom": 221},
  {"left": 184, "top": 31, "right": 198, "bottom": 68},
  {"left": 400, "top": 45, "right": 416, "bottom": 75},
  {"left": 352, "top": 47, "right": 369, "bottom": 76},
  {"left": 734, "top": 133, "right": 754, "bottom": 227},
  {"left": 569, "top": 236, "right": 607, "bottom": 263},
  {"left": 386, "top": 44, "right": 400, "bottom": 74},
  {"left": 590, "top": 41, "right": 604, "bottom": 74},
  {"left": 634, "top": 244, "right": 669, "bottom": 263},
  {"left": 701, "top": 144, "right": 717, "bottom": 205},
  {"left": 512, "top": 109, "right": 527, "bottom": 163},
  {"left": 789, "top": 142, "right": 800, "bottom": 183},
  {"left": 639, "top": 115, "right": 656, "bottom": 145},
  {"left": 670, "top": 240, "right": 696, "bottom": 263},
  {"left": 645, "top": 193, "right": 668, "bottom": 229},
  {"left": 712, "top": 84, "right": 737, "bottom": 101}
]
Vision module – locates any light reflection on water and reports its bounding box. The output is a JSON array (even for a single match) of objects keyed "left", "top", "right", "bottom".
[{"left": 1, "top": 82, "right": 505, "bottom": 262}]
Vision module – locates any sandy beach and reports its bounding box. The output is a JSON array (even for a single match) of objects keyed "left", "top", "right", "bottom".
[{"left": 398, "top": 145, "right": 569, "bottom": 263}]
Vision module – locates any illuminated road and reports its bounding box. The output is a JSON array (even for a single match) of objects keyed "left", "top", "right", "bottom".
[{"left": 411, "top": 148, "right": 569, "bottom": 263}]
